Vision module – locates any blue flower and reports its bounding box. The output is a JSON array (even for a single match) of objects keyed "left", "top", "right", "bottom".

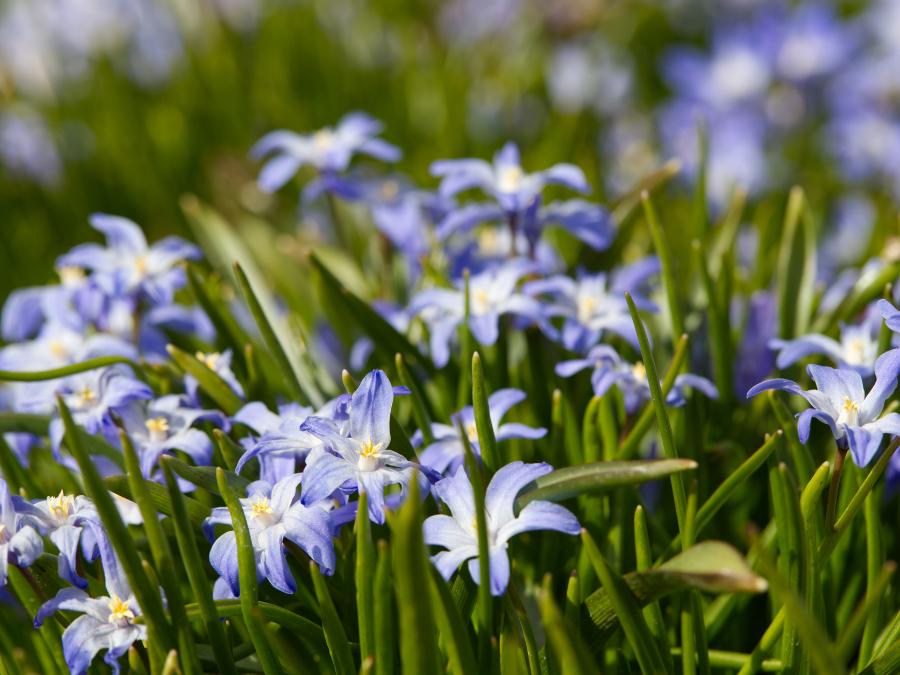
[
  {"left": 251, "top": 112, "right": 401, "bottom": 198},
  {"left": 431, "top": 142, "right": 589, "bottom": 215},
  {"left": 0, "top": 478, "right": 43, "bottom": 587},
  {"left": 747, "top": 349, "right": 900, "bottom": 466},
  {"left": 57, "top": 214, "right": 200, "bottom": 306},
  {"left": 15, "top": 491, "right": 104, "bottom": 589},
  {"left": 409, "top": 259, "right": 546, "bottom": 367},
  {"left": 299, "top": 369, "right": 429, "bottom": 524},
  {"left": 118, "top": 395, "right": 227, "bottom": 484},
  {"left": 416, "top": 388, "right": 546, "bottom": 475},
  {"left": 205, "top": 473, "right": 336, "bottom": 595},
  {"left": 523, "top": 259, "right": 659, "bottom": 353},
  {"left": 186, "top": 350, "right": 245, "bottom": 404},
  {"left": 769, "top": 312, "right": 882, "bottom": 377},
  {"left": 34, "top": 561, "right": 146, "bottom": 675},
  {"left": 556, "top": 345, "right": 718, "bottom": 415},
  {"left": 424, "top": 462, "right": 580, "bottom": 595}
]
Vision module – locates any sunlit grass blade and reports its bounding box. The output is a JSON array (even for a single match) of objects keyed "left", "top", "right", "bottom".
[
  {"left": 215, "top": 467, "right": 284, "bottom": 675},
  {"left": 186, "top": 264, "right": 253, "bottom": 359},
  {"left": 160, "top": 458, "right": 236, "bottom": 675},
  {"left": 166, "top": 343, "right": 243, "bottom": 415},
  {"left": 693, "top": 239, "right": 733, "bottom": 407},
  {"left": 634, "top": 506, "right": 669, "bottom": 657},
  {"left": 166, "top": 455, "right": 249, "bottom": 496},
  {"left": 582, "top": 528, "right": 671, "bottom": 674},
  {"left": 0, "top": 355, "right": 144, "bottom": 382},
  {"left": 389, "top": 474, "right": 441, "bottom": 674},
  {"left": 642, "top": 191, "right": 683, "bottom": 337},
  {"left": 625, "top": 292, "right": 686, "bottom": 537},
  {"left": 860, "top": 487, "right": 886, "bottom": 666},
  {"left": 430, "top": 567, "right": 478, "bottom": 675},
  {"left": 515, "top": 458, "right": 697, "bottom": 509},
  {"left": 121, "top": 431, "right": 201, "bottom": 675},
  {"left": 57, "top": 396, "right": 174, "bottom": 663},
  {"left": 836, "top": 562, "right": 896, "bottom": 662},
  {"left": 373, "top": 540, "right": 395, "bottom": 675},
  {"left": 472, "top": 351, "right": 499, "bottom": 473},
  {"left": 610, "top": 159, "right": 681, "bottom": 225}
]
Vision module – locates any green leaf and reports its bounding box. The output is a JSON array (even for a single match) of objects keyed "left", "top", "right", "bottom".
[
  {"left": 395, "top": 353, "right": 436, "bottom": 446},
  {"left": 186, "top": 264, "right": 254, "bottom": 358},
  {"left": 121, "top": 431, "right": 201, "bottom": 675},
  {"left": 233, "top": 261, "right": 323, "bottom": 406},
  {"left": 642, "top": 191, "right": 683, "bottom": 337},
  {"left": 515, "top": 459, "right": 697, "bottom": 510},
  {"left": 103, "top": 475, "right": 209, "bottom": 525},
  {"left": 776, "top": 187, "right": 817, "bottom": 339},
  {"left": 610, "top": 159, "right": 681, "bottom": 225},
  {"left": 215, "top": 467, "right": 284, "bottom": 675},
  {"left": 373, "top": 540, "right": 395, "bottom": 675},
  {"left": 0, "top": 413, "right": 51, "bottom": 435},
  {"left": 538, "top": 575, "right": 596, "bottom": 675},
  {"left": 56, "top": 396, "right": 174, "bottom": 662},
  {"left": 165, "top": 455, "right": 249, "bottom": 497},
  {"left": 693, "top": 238, "right": 733, "bottom": 406},
  {"left": 310, "top": 252, "right": 434, "bottom": 375},
  {"left": 166, "top": 344, "right": 244, "bottom": 415},
  {"left": 389, "top": 473, "right": 441, "bottom": 674},
  {"left": 584, "top": 541, "right": 767, "bottom": 641},
  {"left": 310, "top": 562, "right": 357, "bottom": 675},
  {"left": 0, "top": 355, "right": 142, "bottom": 382},
  {"left": 160, "top": 459, "right": 236, "bottom": 675},
  {"left": 472, "top": 351, "right": 499, "bottom": 474},
  {"left": 355, "top": 491, "right": 375, "bottom": 663},
  {"left": 581, "top": 529, "right": 671, "bottom": 674},
  {"left": 859, "top": 640, "right": 900, "bottom": 675},
  {"left": 429, "top": 567, "right": 478, "bottom": 675}
]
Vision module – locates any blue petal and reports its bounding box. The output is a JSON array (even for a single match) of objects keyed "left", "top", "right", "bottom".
[
  {"left": 484, "top": 462, "right": 553, "bottom": 529},
  {"left": 350, "top": 370, "right": 394, "bottom": 447}
]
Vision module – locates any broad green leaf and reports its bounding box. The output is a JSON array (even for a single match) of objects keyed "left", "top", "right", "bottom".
[
  {"left": 584, "top": 541, "right": 767, "bottom": 641},
  {"left": 515, "top": 458, "right": 697, "bottom": 510}
]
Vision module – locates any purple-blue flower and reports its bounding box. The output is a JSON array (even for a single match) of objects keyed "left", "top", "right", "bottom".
[
  {"left": 299, "top": 369, "right": 428, "bottom": 524},
  {"left": 408, "top": 259, "right": 546, "bottom": 367},
  {"left": 0, "top": 478, "right": 43, "bottom": 587},
  {"left": 34, "top": 556, "right": 146, "bottom": 675},
  {"left": 251, "top": 112, "right": 401, "bottom": 200},
  {"left": 769, "top": 312, "right": 882, "bottom": 377},
  {"left": 205, "top": 472, "right": 336, "bottom": 595},
  {"left": 57, "top": 214, "right": 200, "bottom": 306},
  {"left": 556, "top": 345, "right": 718, "bottom": 415},
  {"left": 523, "top": 258, "right": 659, "bottom": 353},
  {"left": 424, "top": 462, "right": 579, "bottom": 595},
  {"left": 747, "top": 349, "right": 900, "bottom": 466},
  {"left": 431, "top": 142, "right": 589, "bottom": 215},
  {"left": 416, "top": 389, "right": 546, "bottom": 475}
]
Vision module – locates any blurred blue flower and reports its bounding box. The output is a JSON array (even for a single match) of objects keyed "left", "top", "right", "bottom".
[
  {"left": 251, "top": 112, "right": 401, "bottom": 199},
  {"left": 556, "top": 345, "right": 718, "bottom": 415},
  {"left": 415, "top": 388, "right": 545, "bottom": 475},
  {"left": 185, "top": 349, "right": 244, "bottom": 405},
  {"left": 424, "top": 462, "right": 579, "bottom": 595},
  {"left": 57, "top": 214, "right": 200, "bottom": 306},
  {"left": 205, "top": 472, "right": 336, "bottom": 595},
  {"left": 523, "top": 258, "right": 659, "bottom": 353},
  {"left": 747, "top": 349, "right": 900, "bottom": 466},
  {"left": 769, "top": 308, "right": 882, "bottom": 377},
  {"left": 0, "top": 109, "right": 62, "bottom": 186},
  {"left": 299, "top": 369, "right": 429, "bottom": 524}
]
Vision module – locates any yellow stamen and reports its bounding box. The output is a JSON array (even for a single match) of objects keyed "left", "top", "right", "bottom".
[
  {"left": 250, "top": 495, "right": 273, "bottom": 516},
  {"left": 47, "top": 490, "right": 73, "bottom": 520},
  {"left": 48, "top": 339, "right": 68, "bottom": 359},
  {"left": 465, "top": 422, "right": 479, "bottom": 443},
  {"left": 195, "top": 351, "right": 221, "bottom": 370},
  {"left": 133, "top": 256, "right": 148, "bottom": 278},
  {"left": 107, "top": 595, "right": 135, "bottom": 623},
  {"left": 145, "top": 417, "right": 170, "bottom": 441},
  {"left": 77, "top": 387, "right": 97, "bottom": 406},
  {"left": 843, "top": 397, "right": 859, "bottom": 413}
]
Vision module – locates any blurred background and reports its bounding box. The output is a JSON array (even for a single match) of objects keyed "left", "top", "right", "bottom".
[{"left": 0, "top": 0, "right": 897, "bottom": 299}]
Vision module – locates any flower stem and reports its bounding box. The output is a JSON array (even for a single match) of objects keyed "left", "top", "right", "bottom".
[{"left": 825, "top": 445, "right": 847, "bottom": 532}]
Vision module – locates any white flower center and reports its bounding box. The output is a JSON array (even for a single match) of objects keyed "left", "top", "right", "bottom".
[
  {"left": 57, "top": 266, "right": 85, "bottom": 286},
  {"left": 838, "top": 396, "right": 860, "bottom": 426},
  {"left": 357, "top": 438, "right": 384, "bottom": 472},
  {"left": 46, "top": 490, "right": 74, "bottom": 523},
  {"left": 75, "top": 386, "right": 98, "bottom": 408},
  {"left": 314, "top": 129, "right": 335, "bottom": 152},
  {"left": 471, "top": 288, "right": 491, "bottom": 316},
  {"left": 577, "top": 295, "right": 598, "bottom": 323},
  {"left": 631, "top": 362, "right": 647, "bottom": 383},
  {"left": 844, "top": 337, "right": 869, "bottom": 366},
  {"left": 107, "top": 595, "right": 135, "bottom": 624}
]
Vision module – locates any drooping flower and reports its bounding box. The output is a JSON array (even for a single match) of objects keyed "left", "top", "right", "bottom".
[
  {"left": 523, "top": 259, "right": 659, "bottom": 353},
  {"left": 56, "top": 214, "right": 200, "bottom": 306},
  {"left": 34, "top": 559, "right": 146, "bottom": 675},
  {"left": 746, "top": 349, "right": 900, "bottom": 466},
  {"left": 0, "top": 478, "right": 43, "bottom": 587},
  {"left": 205, "top": 473, "right": 336, "bottom": 595},
  {"left": 424, "top": 462, "right": 580, "bottom": 595},
  {"left": 416, "top": 389, "right": 546, "bottom": 475},
  {"left": 251, "top": 112, "right": 401, "bottom": 200},
  {"left": 299, "top": 369, "right": 430, "bottom": 523},
  {"left": 15, "top": 491, "right": 104, "bottom": 588},
  {"left": 556, "top": 345, "right": 718, "bottom": 415},
  {"left": 408, "top": 258, "right": 547, "bottom": 367}
]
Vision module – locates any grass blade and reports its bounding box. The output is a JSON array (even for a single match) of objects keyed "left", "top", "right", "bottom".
[
  {"left": 472, "top": 351, "right": 499, "bottom": 473},
  {"left": 310, "top": 562, "right": 356, "bottom": 675},
  {"left": 166, "top": 344, "right": 244, "bottom": 415}
]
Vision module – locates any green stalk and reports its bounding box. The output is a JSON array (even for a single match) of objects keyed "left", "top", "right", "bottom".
[
  {"left": 373, "top": 540, "right": 395, "bottom": 675},
  {"left": 355, "top": 491, "right": 375, "bottom": 662},
  {"left": 472, "top": 351, "right": 499, "bottom": 474},
  {"left": 0, "top": 355, "right": 143, "bottom": 382},
  {"left": 215, "top": 468, "right": 284, "bottom": 675},
  {"left": 642, "top": 191, "right": 683, "bottom": 336},
  {"left": 310, "top": 563, "right": 356, "bottom": 675},
  {"left": 859, "top": 486, "right": 885, "bottom": 667}
]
